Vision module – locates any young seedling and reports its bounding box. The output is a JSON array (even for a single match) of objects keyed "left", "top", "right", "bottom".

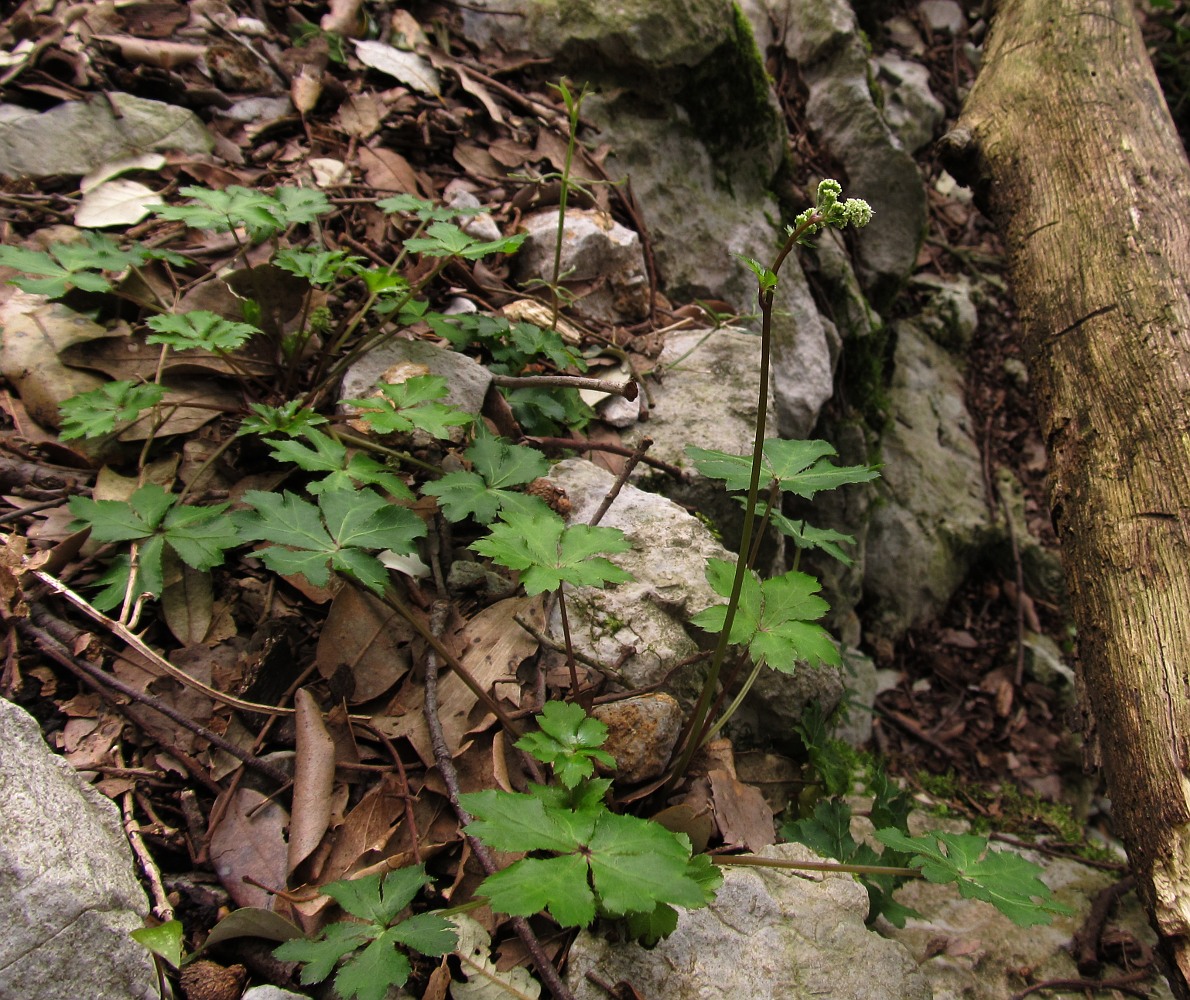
[
  {"left": 459, "top": 701, "right": 721, "bottom": 943},
  {"left": 273, "top": 866, "right": 456, "bottom": 1000}
]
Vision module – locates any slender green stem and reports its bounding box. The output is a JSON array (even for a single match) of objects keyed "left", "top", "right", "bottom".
[
  {"left": 668, "top": 213, "right": 824, "bottom": 787},
  {"left": 702, "top": 655, "right": 767, "bottom": 745},
  {"left": 711, "top": 854, "right": 922, "bottom": 879}
]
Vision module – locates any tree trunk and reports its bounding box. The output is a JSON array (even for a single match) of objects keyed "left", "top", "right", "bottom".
[{"left": 940, "top": 0, "right": 1190, "bottom": 993}]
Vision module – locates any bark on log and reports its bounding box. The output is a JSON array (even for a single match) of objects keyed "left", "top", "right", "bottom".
[{"left": 940, "top": 0, "right": 1190, "bottom": 993}]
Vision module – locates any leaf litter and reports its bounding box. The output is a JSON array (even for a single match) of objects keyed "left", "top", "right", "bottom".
[{"left": 0, "top": 0, "right": 1100, "bottom": 997}]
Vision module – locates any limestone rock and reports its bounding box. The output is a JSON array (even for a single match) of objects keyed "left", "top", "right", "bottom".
[
  {"left": 0, "top": 94, "right": 213, "bottom": 178},
  {"left": 0, "top": 698, "right": 157, "bottom": 1000},
  {"left": 513, "top": 209, "right": 649, "bottom": 324},
  {"left": 864, "top": 321, "right": 994, "bottom": 640},
  {"left": 547, "top": 459, "right": 847, "bottom": 732},
  {"left": 875, "top": 54, "right": 946, "bottom": 154},
  {"left": 566, "top": 842, "right": 932, "bottom": 1000},
  {"left": 591, "top": 693, "right": 683, "bottom": 783},
  {"left": 777, "top": 0, "right": 928, "bottom": 302}
]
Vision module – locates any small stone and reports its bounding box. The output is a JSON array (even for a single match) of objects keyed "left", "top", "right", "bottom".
[
  {"left": 592, "top": 693, "right": 683, "bottom": 783},
  {"left": 919, "top": 0, "right": 966, "bottom": 35}
]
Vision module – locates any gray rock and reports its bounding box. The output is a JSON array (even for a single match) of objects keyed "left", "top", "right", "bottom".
[
  {"left": 912, "top": 274, "right": 980, "bottom": 350},
  {"left": 566, "top": 842, "right": 932, "bottom": 1000},
  {"left": 1022, "top": 631, "right": 1077, "bottom": 707},
  {"left": 624, "top": 327, "right": 779, "bottom": 560},
  {"left": 591, "top": 693, "right": 683, "bottom": 783},
  {"left": 242, "top": 988, "right": 313, "bottom": 1000},
  {"left": 547, "top": 459, "right": 847, "bottom": 733},
  {"left": 875, "top": 54, "right": 946, "bottom": 154},
  {"left": 884, "top": 853, "right": 1174, "bottom": 1000},
  {"left": 864, "top": 321, "right": 994, "bottom": 640},
  {"left": 546, "top": 457, "right": 733, "bottom": 709},
  {"left": 513, "top": 209, "right": 649, "bottom": 324},
  {"left": 777, "top": 0, "right": 928, "bottom": 302},
  {"left": 0, "top": 94, "right": 213, "bottom": 178},
  {"left": 918, "top": 0, "right": 966, "bottom": 36},
  {"left": 0, "top": 698, "right": 157, "bottom": 1000},
  {"left": 339, "top": 339, "right": 492, "bottom": 426}
]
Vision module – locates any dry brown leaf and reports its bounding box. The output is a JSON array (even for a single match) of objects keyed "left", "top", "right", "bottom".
[
  {"left": 708, "top": 768, "right": 775, "bottom": 852},
  {"left": 209, "top": 786, "right": 290, "bottom": 909},
  {"left": 315, "top": 585, "right": 413, "bottom": 704},
  {"left": 358, "top": 144, "right": 421, "bottom": 195},
  {"left": 112, "top": 647, "right": 214, "bottom": 755},
  {"left": 452, "top": 142, "right": 505, "bottom": 180},
  {"left": 377, "top": 596, "right": 543, "bottom": 762},
  {"left": 335, "top": 92, "right": 384, "bottom": 139},
  {"left": 161, "top": 547, "right": 214, "bottom": 646},
  {"left": 288, "top": 689, "right": 337, "bottom": 877}
]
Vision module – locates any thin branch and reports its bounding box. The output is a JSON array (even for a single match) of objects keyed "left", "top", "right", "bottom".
[
  {"left": 587, "top": 437, "right": 651, "bottom": 527},
  {"left": 490, "top": 373, "right": 638, "bottom": 400},
  {"left": 17, "top": 615, "right": 290, "bottom": 786},
  {"left": 422, "top": 600, "right": 574, "bottom": 1000}
]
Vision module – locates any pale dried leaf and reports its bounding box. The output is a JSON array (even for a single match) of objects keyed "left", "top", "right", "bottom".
[
  {"left": 358, "top": 144, "right": 421, "bottom": 195},
  {"left": 451, "top": 915, "right": 541, "bottom": 1000},
  {"left": 161, "top": 548, "right": 214, "bottom": 646},
  {"left": 93, "top": 34, "right": 206, "bottom": 70},
  {"left": 209, "top": 786, "right": 290, "bottom": 909},
  {"left": 81, "top": 153, "right": 166, "bottom": 194},
  {"left": 289, "top": 688, "right": 337, "bottom": 876},
  {"left": 309, "top": 157, "right": 349, "bottom": 188},
  {"left": 353, "top": 40, "right": 440, "bottom": 95},
  {"left": 335, "top": 92, "right": 384, "bottom": 138}
]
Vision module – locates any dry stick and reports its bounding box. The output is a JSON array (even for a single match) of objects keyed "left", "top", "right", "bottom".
[
  {"left": 489, "top": 374, "right": 638, "bottom": 400},
  {"left": 1007, "top": 970, "right": 1151, "bottom": 1000},
  {"left": 17, "top": 615, "right": 291, "bottom": 787},
  {"left": 711, "top": 854, "right": 922, "bottom": 880},
  {"left": 1073, "top": 873, "right": 1137, "bottom": 974},
  {"left": 998, "top": 491, "right": 1028, "bottom": 686},
  {"left": 421, "top": 600, "right": 576, "bottom": 1000},
  {"left": 116, "top": 745, "right": 174, "bottom": 922},
  {"left": 587, "top": 437, "right": 652, "bottom": 528},
  {"left": 525, "top": 437, "right": 687, "bottom": 479},
  {"left": 32, "top": 572, "right": 301, "bottom": 719}
]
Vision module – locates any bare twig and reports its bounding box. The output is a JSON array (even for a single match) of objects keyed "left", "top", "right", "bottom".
[
  {"left": 421, "top": 599, "right": 573, "bottom": 999},
  {"left": 18, "top": 614, "right": 290, "bottom": 787},
  {"left": 524, "top": 436, "right": 687, "bottom": 479},
  {"left": 116, "top": 746, "right": 174, "bottom": 922},
  {"left": 588, "top": 437, "right": 652, "bottom": 527},
  {"left": 490, "top": 373, "right": 638, "bottom": 400}
]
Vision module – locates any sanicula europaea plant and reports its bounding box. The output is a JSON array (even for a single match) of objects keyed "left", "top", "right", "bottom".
[{"left": 1, "top": 141, "right": 1073, "bottom": 999}]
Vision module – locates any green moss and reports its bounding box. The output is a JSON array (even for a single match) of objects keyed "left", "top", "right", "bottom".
[
  {"left": 838, "top": 324, "right": 894, "bottom": 433},
  {"left": 915, "top": 770, "right": 1117, "bottom": 865},
  {"left": 674, "top": 3, "right": 788, "bottom": 193}
]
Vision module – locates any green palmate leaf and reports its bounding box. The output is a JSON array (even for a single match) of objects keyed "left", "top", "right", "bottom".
[
  {"left": 237, "top": 400, "right": 327, "bottom": 438},
  {"left": 0, "top": 232, "right": 151, "bottom": 298},
  {"left": 691, "top": 559, "right": 839, "bottom": 670},
  {"left": 375, "top": 192, "right": 484, "bottom": 222},
  {"left": 471, "top": 506, "right": 632, "bottom": 595},
  {"left": 273, "top": 866, "right": 455, "bottom": 1000},
  {"left": 873, "top": 829, "right": 1073, "bottom": 927},
  {"left": 357, "top": 269, "right": 408, "bottom": 297},
  {"left": 68, "top": 484, "right": 237, "bottom": 608},
  {"left": 323, "top": 868, "right": 430, "bottom": 926},
  {"left": 735, "top": 497, "right": 857, "bottom": 565},
  {"left": 276, "top": 922, "right": 372, "bottom": 985},
  {"left": 59, "top": 381, "right": 165, "bottom": 440},
  {"left": 687, "top": 439, "right": 879, "bottom": 499},
  {"left": 266, "top": 428, "right": 413, "bottom": 499},
  {"left": 515, "top": 700, "right": 616, "bottom": 788},
  {"left": 402, "top": 221, "right": 525, "bottom": 259},
  {"left": 341, "top": 374, "right": 473, "bottom": 439},
  {"left": 273, "top": 247, "right": 364, "bottom": 285},
  {"left": 234, "top": 487, "right": 425, "bottom": 593},
  {"left": 504, "top": 385, "right": 593, "bottom": 435},
  {"left": 497, "top": 322, "right": 588, "bottom": 373},
  {"left": 153, "top": 185, "right": 332, "bottom": 240},
  {"left": 461, "top": 788, "right": 718, "bottom": 928},
  {"left": 333, "top": 932, "right": 411, "bottom": 1000},
  {"left": 145, "top": 310, "right": 259, "bottom": 352},
  {"left": 422, "top": 430, "right": 550, "bottom": 523}
]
